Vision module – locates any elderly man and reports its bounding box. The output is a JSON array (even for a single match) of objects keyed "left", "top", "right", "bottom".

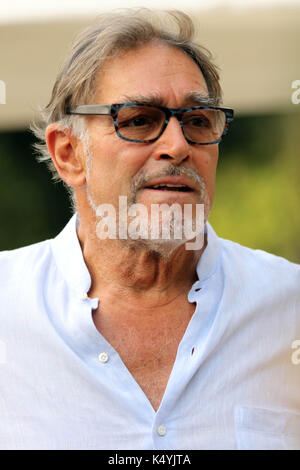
[{"left": 0, "top": 9, "right": 299, "bottom": 450}]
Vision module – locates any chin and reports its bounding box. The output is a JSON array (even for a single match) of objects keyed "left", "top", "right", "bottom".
[{"left": 123, "top": 236, "right": 186, "bottom": 259}]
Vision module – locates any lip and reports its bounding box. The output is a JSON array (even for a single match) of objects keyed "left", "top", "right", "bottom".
[{"left": 142, "top": 176, "right": 196, "bottom": 191}]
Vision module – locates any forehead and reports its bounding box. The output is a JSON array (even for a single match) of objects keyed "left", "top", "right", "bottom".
[{"left": 94, "top": 42, "right": 209, "bottom": 105}]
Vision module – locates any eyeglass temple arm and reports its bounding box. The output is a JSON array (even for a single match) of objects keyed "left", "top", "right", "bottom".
[{"left": 66, "top": 104, "right": 112, "bottom": 115}]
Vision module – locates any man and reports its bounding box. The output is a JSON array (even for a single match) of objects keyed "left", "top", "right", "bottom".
[{"left": 0, "top": 9, "right": 299, "bottom": 450}]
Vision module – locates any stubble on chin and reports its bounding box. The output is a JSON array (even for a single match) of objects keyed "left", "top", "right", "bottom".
[{"left": 85, "top": 158, "right": 211, "bottom": 256}]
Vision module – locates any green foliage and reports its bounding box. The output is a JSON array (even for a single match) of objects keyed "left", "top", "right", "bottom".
[
  {"left": 0, "top": 131, "right": 71, "bottom": 250},
  {"left": 210, "top": 112, "right": 300, "bottom": 262}
]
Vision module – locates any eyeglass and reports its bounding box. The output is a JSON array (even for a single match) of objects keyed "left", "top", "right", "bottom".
[{"left": 66, "top": 103, "right": 234, "bottom": 145}]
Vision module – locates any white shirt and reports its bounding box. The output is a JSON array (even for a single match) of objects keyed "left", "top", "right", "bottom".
[{"left": 0, "top": 214, "right": 300, "bottom": 450}]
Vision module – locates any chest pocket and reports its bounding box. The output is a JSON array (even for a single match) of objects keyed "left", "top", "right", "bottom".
[{"left": 235, "top": 406, "right": 300, "bottom": 450}]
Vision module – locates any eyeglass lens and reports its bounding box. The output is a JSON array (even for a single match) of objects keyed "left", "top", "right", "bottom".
[{"left": 116, "top": 105, "right": 226, "bottom": 143}]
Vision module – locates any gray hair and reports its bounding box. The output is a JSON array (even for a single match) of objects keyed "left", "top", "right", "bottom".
[{"left": 31, "top": 8, "right": 222, "bottom": 205}]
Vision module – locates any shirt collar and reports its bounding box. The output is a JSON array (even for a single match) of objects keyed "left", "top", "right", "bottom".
[
  {"left": 196, "top": 222, "right": 221, "bottom": 282},
  {"left": 51, "top": 213, "right": 92, "bottom": 297},
  {"left": 51, "top": 213, "right": 221, "bottom": 294}
]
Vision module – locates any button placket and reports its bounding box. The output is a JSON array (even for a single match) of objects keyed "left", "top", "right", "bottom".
[
  {"left": 157, "top": 424, "right": 166, "bottom": 436},
  {"left": 98, "top": 352, "right": 109, "bottom": 363},
  {"left": 79, "top": 293, "right": 88, "bottom": 301}
]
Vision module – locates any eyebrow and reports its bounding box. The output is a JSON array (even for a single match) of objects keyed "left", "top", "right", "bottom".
[
  {"left": 120, "top": 93, "right": 166, "bottom": 106},
  {"left": 119, "top": 92, "right": 218, "bottom": 107},
  {"left": 183, "top": 91, "right": 219, "bottom": 107}
]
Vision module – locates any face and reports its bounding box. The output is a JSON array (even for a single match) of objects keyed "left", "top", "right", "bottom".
[{"left": 82, "top": 42, "right": 219, "bottom": 246}]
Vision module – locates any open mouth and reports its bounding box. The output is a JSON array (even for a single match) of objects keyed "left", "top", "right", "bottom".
[{"left": 144, "top": 184, "right": 193, "bottom": 192}]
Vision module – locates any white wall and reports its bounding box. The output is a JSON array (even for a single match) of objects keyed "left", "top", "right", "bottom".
[{"left": 0, "top": 6, "right": 299, "bottom": 130}]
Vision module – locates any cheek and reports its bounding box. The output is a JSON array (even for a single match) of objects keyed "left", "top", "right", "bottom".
[
  {"left": 87, "top": 141, "right": 151, "bottom": 199},
  {"left": 196, "top": 147, "right": 218, "bottom": 176},
  {"left": 88, "top": 119, "right": 154, "bottom": 176},
  {"left": 195, "top": 148, "right": 218, "bottom": 197}
]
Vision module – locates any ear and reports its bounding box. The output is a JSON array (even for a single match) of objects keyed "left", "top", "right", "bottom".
[{"left": 45, "top": 123, "right": 87, "bottom": 187}]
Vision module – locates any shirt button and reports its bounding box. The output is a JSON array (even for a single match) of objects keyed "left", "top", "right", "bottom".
[
  {"left": 157, "top": 425, "right": 166, "bottom": 436},
  {"left": 98, "top": 352, "right": 109, "bottom": 363}
]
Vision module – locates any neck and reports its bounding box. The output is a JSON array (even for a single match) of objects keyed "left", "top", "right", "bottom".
[{"left": 76, "top": 209, "right": 206, "bottom": 308}]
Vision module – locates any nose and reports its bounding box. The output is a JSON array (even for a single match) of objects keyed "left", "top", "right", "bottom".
[{"left": 152, "top": 115, "right": 190, "bottom": 164}]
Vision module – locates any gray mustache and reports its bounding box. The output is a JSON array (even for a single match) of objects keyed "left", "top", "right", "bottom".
[{"left": 131, "top": 166, "right": 204, "bottom": 193}]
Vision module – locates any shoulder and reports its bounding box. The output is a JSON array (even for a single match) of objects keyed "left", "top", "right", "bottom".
[
  {"left": 221, "top": 236, "right": 300, "bottom": 271},
  {"left": 0, "top": 239, "right": 53, "bottom": 283},
  {"left": 219, "top": 236, "right": 300, "bottom": 293},
  {"left": 210, "top": 235, "right": 300, "bottom": 338}
]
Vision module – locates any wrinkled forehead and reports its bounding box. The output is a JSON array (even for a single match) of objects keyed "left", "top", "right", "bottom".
[{"left": 92, "top": 42, "right": 209, "bottom": 106}]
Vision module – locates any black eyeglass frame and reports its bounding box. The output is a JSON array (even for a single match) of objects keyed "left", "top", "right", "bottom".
[{"left": 66, "top": 103, "right": 234, "bottom": 145}]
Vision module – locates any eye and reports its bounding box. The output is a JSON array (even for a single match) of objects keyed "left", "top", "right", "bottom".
[
  {"left": 124, "top": 115, "right": 153, "bottom": 127},
  {"left": 117, "top": 105, "right": 163, "bottom": 129},
  {"left": 185, "top": 116, "right": 211, "bottom": 128}
]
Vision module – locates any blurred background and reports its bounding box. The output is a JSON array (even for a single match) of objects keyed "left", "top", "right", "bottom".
[{"left": 0, "top": 0, "right": 300, "bottom": 261}]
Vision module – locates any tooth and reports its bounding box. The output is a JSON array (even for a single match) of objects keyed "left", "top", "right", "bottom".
[{"left": 151, "top": 184, "right": 186, "bottom": 188}]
